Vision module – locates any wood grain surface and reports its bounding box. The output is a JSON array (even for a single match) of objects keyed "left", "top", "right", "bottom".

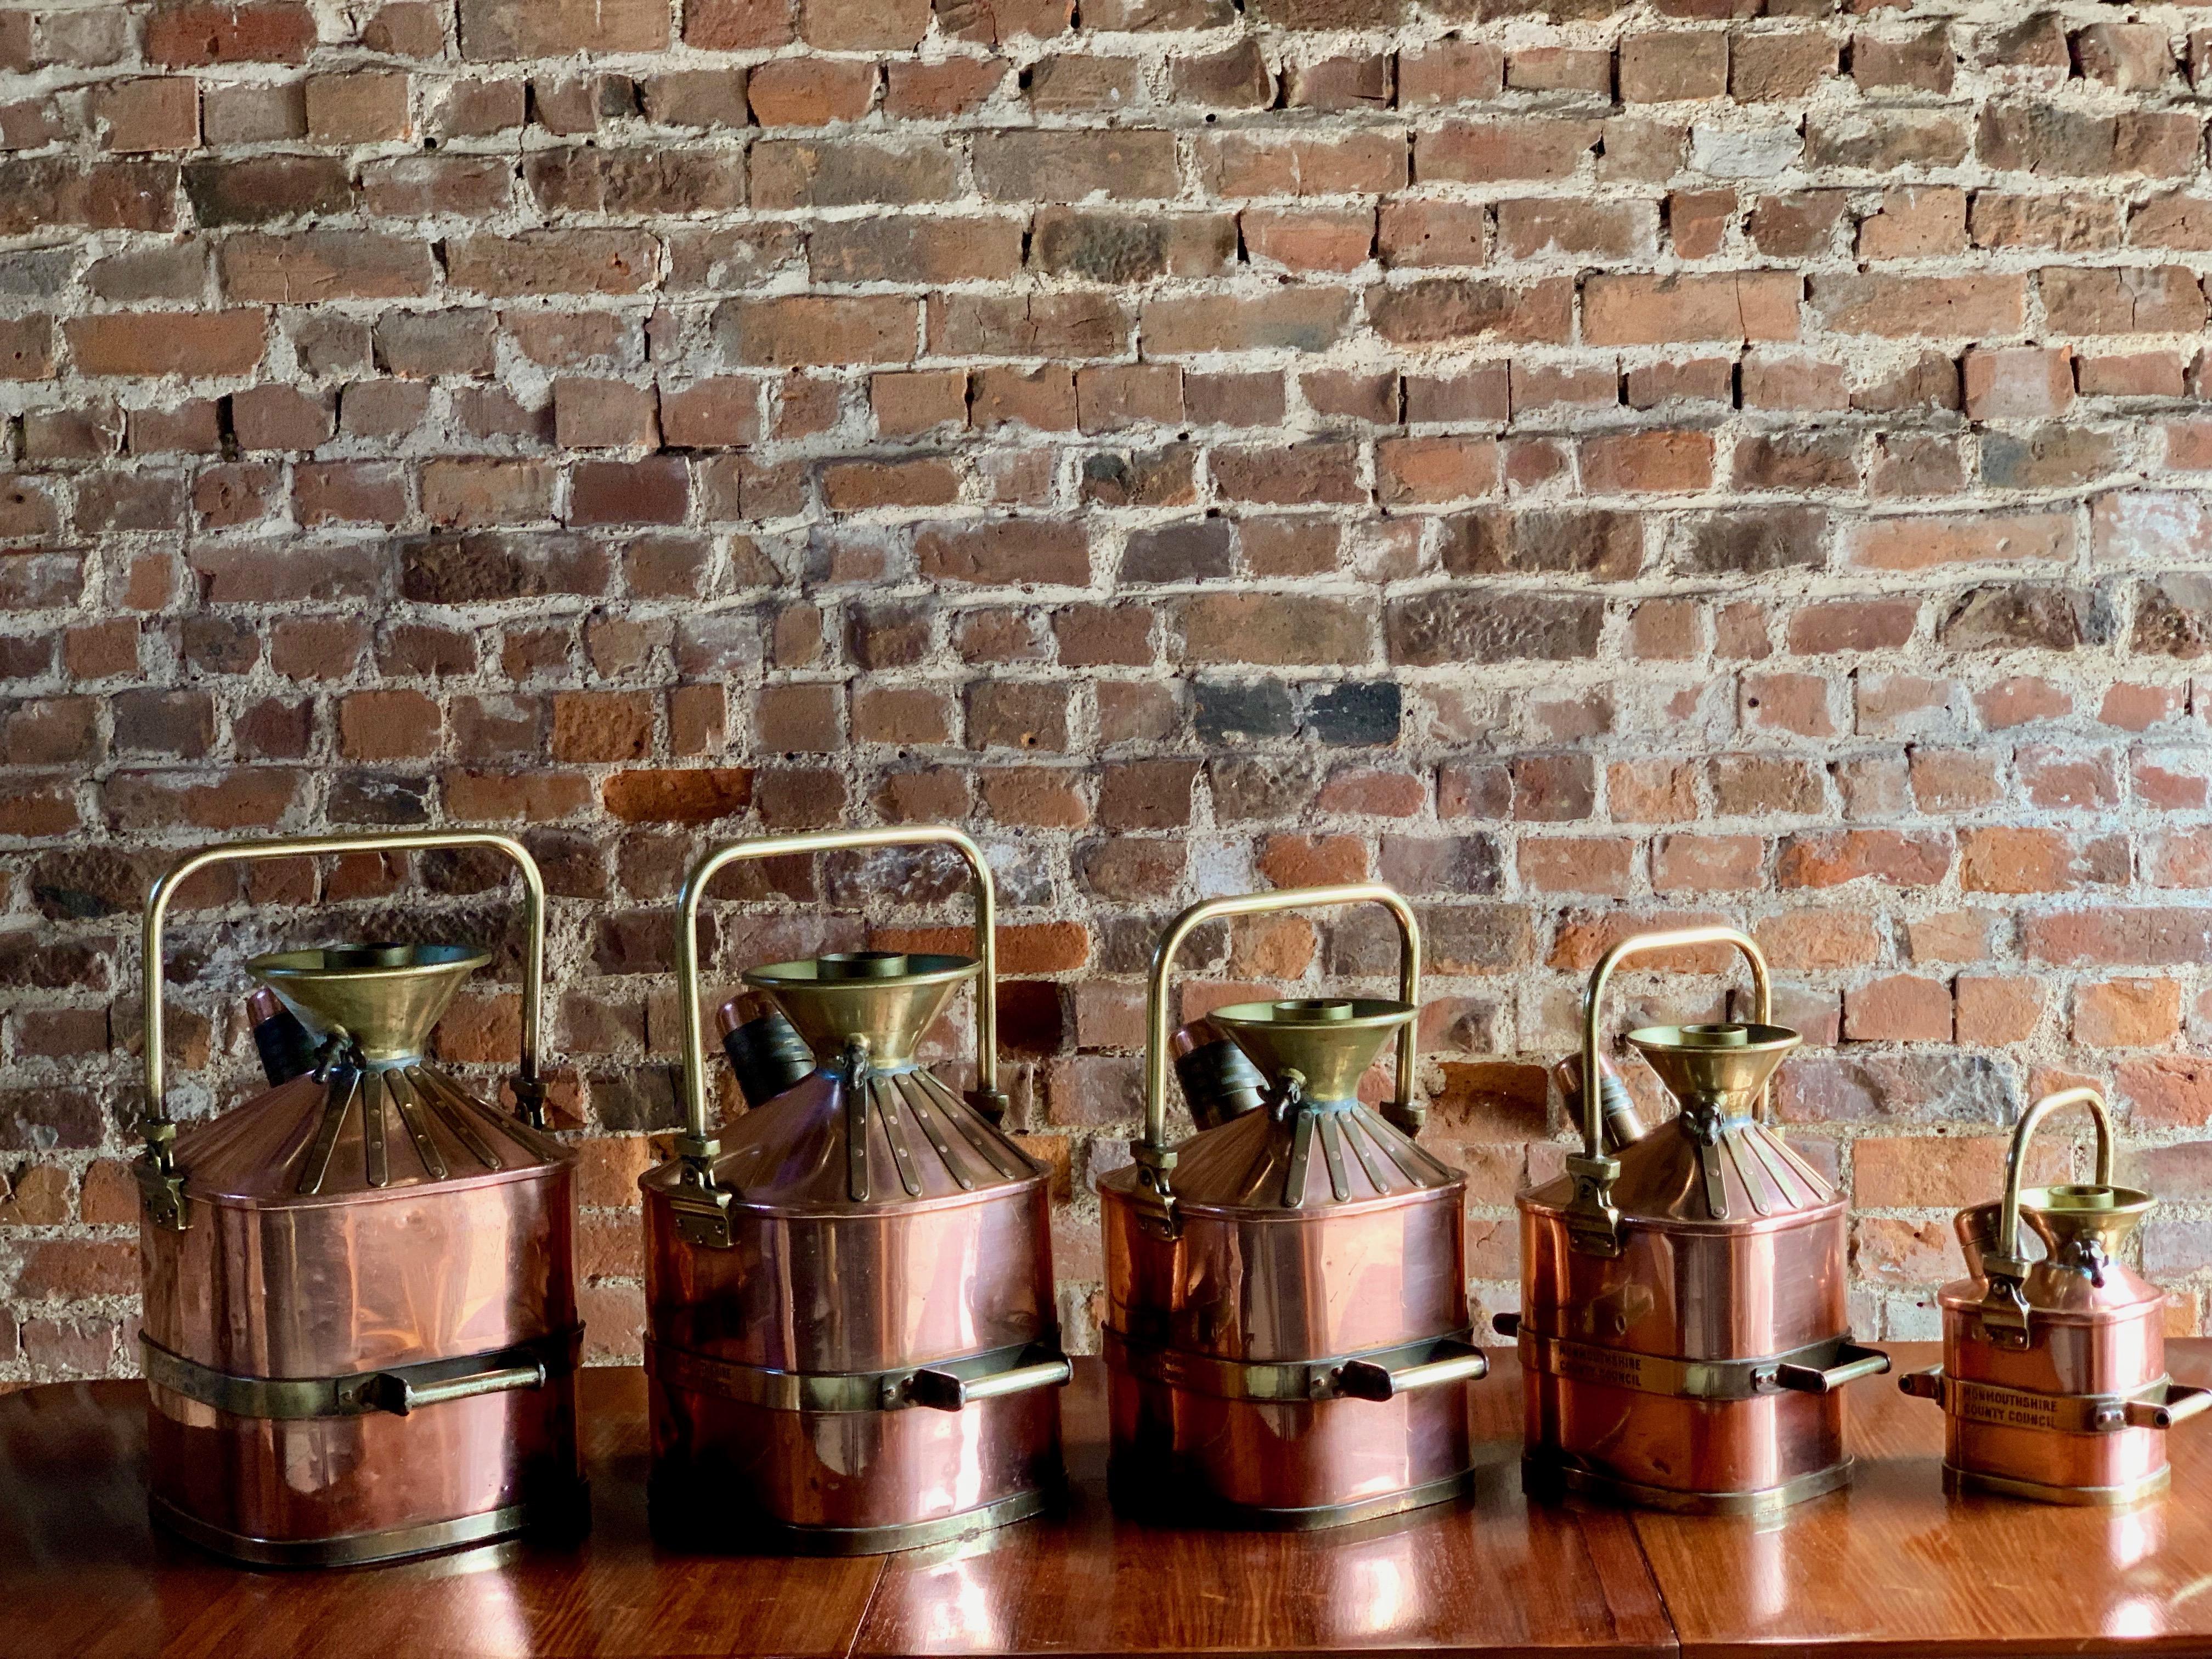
[
  {"left": 851, "top": 1348, "right": 1671, "bottom": 1658},
  {"left": 1634, "top": 1340, "right": 2212, "bottom": 1659},
  {"left": 12, "top": 1347, "right": 2212, "bottom": 1658}
]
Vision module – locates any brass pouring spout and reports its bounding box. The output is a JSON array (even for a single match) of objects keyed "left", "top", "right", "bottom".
[{"left": 250, "top": 943, "right": 490, "bottom": 1066}]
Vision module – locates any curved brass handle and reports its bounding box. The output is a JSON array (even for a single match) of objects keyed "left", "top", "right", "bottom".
[
  {"left": 1566, "top": 926, "right": 1771, "bottom": 1258},
  {"left": 1994, "top": 1085, "right": 2115, "bottom": 1271},
  {"left": 1137, "top": 883, "right": 1420, "bottom": 1233},
  {"left": 137, "top": 831, "right": 549, "bottom": 1228},
  {"left": 669, "top": 826, "right": 1000, "bottom": 1246}
]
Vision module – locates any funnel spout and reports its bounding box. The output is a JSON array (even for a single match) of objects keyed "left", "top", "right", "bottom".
[{"left": 249, "top": 944, "right": 490, "bottom": 1065}]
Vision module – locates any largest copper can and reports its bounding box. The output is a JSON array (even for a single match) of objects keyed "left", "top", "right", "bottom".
[
  {"left": 642, "top": 825, "right": 1068, "bottom": 1554},
  {"left": 133, "top": 830, "right": 584, "bottom": 1567},
  {"left": 1101, "top": 883, "right": 1487, "bottom": 1529},
  {"left": 1509, "top": 926, "right": 1888, "bottom": 1515},
  {"left": 1901, "top": 1085, "right": 2212, "bottom": 1503}
]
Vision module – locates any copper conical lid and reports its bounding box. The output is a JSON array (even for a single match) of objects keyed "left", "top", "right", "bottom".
[
  {"left": 173, "top": 1062, "right": 566, "bottom": 1207},
  {"left": 705, "top": 1065, "right": 1041, "bottom": 1212},
  {"left": 1163, "top": 1000, "right": 1455, "bottom": 1214}
]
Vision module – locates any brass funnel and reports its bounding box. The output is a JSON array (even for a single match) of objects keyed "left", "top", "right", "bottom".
[
  {"left": 742, "top": 951, "right": 980, "bottom": 1069},
  {"left": 1209, "top": 998, "right": 1417, "bottom": 1103},
  {"left": 249, "top": 944, "right": 490, "bottom": 1065},
  {"left": 1624, "top": 1022, "right": 1799, "bottom": 1120},
  {"left": 2021, "top": 1183, "right": 2154, "bottom": 1261}
]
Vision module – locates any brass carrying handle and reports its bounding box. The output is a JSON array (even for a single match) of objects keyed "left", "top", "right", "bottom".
[
  {"left": 141, "top": 830, "right": 549, "bottom": 1146},
  {"left": 1765, "top": 1341, "right": 1892, "bottom": 1396},
  {"left": 1992, "top": 1085, "right": 2117, "bottom": 1273},
  {"left": 906, "top": 1356, "right": 1072, "bottom": 1412},
  {"left": 1333, "top": 1341, "right": 1489, "bottom": 1403},
  {"left": 1577, "top": 926, "right": 1771, "bottom": 1164},
  {"left": 675, "top": 826, "right": 1002, "bottom": 1147},
  {"left": 369, "top": 1358, "right": 548, "bottom": 1417},
  {"left": 2128, "top": 1384, "right": 2212, "bottom": 1431},
  {"left": 1143, "top": 882, "right": 1421, "bottom": 1150}
]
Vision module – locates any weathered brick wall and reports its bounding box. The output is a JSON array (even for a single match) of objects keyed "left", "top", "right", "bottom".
[{"left": 8, "top": 0, "right": 2212, "bottom": 1384}]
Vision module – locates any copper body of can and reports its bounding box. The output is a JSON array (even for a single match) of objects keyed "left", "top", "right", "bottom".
[
  {"left": 131, "top": 832, "right": 584, "bottom": 1568},
  {"left": 1101, "top": 1175, "right": 1475, "bottom": 1524},
  {"left": 646, "top": 827, "right": 1069, "bottom": 1555},
  {"left": 1515, "top": 1197, "right": 1850, "bottom": 1505},
  {"left": 1102, "top": 884, "right": 1489, "bottom": 1530},
  {"left": 1901, "top": 1086, "right": 2211, "bottom": 1504},
  {"left": 641, "top": 1118, "right": 1062, "bottom": 1548},
  {"left": 140, "top": 1099, "right": 582, "bottom": 1562},
  {"left": 1513, "top": 926, "right": 1888, "bottom": 1516}
]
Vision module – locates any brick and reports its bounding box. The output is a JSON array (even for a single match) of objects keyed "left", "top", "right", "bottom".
[
  {"left": 459, "top": 0, "right": 668, "bottom": 57},
  {"left": 1585, "top": 273, "right": 1799, "bottom": 345},
  {"left": 146, "top": 3, "right": 317, "bottom": 66},
  {"left": 92, "top": 78, "right": 199, "bottom": 151}
]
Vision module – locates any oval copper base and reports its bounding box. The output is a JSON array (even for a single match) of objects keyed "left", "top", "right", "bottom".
[
  {"left": 649, "top": 1481, "right": 1054, "bottom": 1556},
  {"left": 1523, "top": 1453, "right": 1853, "bottom": 1516},
  {"left": 150, "top": 1484, "right": 589, "bottom": 1568},
  {"left": 1944, "top": 1460, "right": 2171, "bottom": 1508}
]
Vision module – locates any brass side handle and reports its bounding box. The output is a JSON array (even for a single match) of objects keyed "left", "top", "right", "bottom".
[
  {"left": 670, "top": 826, "right": 1003, "bottom": 1249},
  {"left": 2125, "top": 1383, "right": 2212, "bottom": 1431},
  {"left": 1568, "top": 924, "right": 1772, "bottom": 1258},
  {"left": 1766, "top": 1341, "right": 1891, "bottom": 1396},
  {"left": 370, "top": 1358, "right": 548, "bottom": 1417},
  {"left": 137, "top": 830, "right": 550, "bottom": 1231},
  {"left": 1138, "top": 883, "right": 1421, "bottom": 1236},
  {"left": 906, "top": 1356, "right": 1071, "bottom": 1412},
  {"left": 1334, "top": 1342, "right": 1488, "bottom": 1403}
]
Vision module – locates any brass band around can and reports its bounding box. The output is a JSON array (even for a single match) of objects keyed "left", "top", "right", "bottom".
[
  {"left": 134, "top": 830, "right": 585, "bottom": 1567},
  {"left": 1100, "top": 882, "right": 1487, "bottom": 1529},
  {"left": 640, "top": 824, "right": 1068, "bottom": 1554}
]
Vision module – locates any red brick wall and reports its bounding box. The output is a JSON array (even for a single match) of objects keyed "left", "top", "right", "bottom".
[{"left": 9, "top": 0, "right": 2212, "bottom": 1383}]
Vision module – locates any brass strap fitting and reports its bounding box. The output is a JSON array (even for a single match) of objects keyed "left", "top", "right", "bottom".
[
  {"left": 1900, "top": 1367, "right": 2212, "bottom": 1434},
  {"left": 142, "top": 1327, "right": 580, "bottom": 1421},
  {"left": 1516, "top": 1328, "right": 1889, "bottom": 1402},
  {"left": 646, "top": 1336, "right": 1070, "bottom": 1415},
  {"left": 1104, "top": 1328, "right": 1487, "bottom": 1404}
]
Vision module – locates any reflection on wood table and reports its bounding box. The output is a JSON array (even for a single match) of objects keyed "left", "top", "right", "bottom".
[{"left": 7, "top": 1345, "right": 2212, "bottom": 1658}]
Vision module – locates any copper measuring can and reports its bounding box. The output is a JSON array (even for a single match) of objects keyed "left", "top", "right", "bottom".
[
  {"left": 1506, "top": 926, "right": 1888, "bottom": 1515},
  {"left": 640, "top": 825, "right": 1067, "bottom": 1554},
  {"left": 1900, "top": 1084, "right": 2211, "bottom": 1504},
  {"left": 133, "top": 830, "right": 584, "bottom": 1567},
  {"left": 1100, "top": 883, "right": 1487, "bottom": 1530}
]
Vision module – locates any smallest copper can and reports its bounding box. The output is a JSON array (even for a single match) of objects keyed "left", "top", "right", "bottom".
[
  {"left": 1901, "top": 1084, "right": 2211, "bottom": 1504},
  {"left": 1100, "top": 881, "right": 1487, "bottom": 1531}
]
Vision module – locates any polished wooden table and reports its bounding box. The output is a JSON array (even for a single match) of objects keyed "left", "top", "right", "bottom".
[{"left": 5, "top": 1345, "right": 2209, "bottom": 1658}]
